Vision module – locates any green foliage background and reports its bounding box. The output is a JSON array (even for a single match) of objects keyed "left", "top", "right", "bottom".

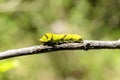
[{"left": 0, "top": 0, "right": 120, "bottom": 80}]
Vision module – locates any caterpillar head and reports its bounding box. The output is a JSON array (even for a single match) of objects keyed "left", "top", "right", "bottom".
[{"left": 39, "top": 33, "right": 52, "bottom": 44}]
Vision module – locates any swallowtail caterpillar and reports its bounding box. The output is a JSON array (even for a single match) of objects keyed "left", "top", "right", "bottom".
[{"left": 39, "top": 33, "right": 83, "bottom": 45}]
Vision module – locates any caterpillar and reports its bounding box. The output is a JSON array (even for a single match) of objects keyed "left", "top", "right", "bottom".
[{"left": 39, "top": 33, "right": 83, "bottom": 45}]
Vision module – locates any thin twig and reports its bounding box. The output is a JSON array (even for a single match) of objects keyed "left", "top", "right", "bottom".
[{"left": 0, "top": 40, "right": 120, "bottom": 60}]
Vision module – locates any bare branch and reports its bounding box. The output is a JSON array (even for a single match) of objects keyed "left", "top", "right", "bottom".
[{"left": 0, "top": 40, "right": 120, "bottom": 60}]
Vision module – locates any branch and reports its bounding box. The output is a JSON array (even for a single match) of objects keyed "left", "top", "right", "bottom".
[{"left": 0, "top": 40, "right": 120, "bottom": 60}]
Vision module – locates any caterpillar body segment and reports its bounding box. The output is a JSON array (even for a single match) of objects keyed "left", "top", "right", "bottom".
[{"left": 39, "top": 33, "right": 83, "bottom": 45}]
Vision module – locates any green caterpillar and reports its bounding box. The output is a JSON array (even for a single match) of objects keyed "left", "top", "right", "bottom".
[{"left": 39, "top": 33, "right": 83, "bottom": 45}]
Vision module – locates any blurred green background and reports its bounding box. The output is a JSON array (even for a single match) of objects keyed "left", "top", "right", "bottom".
[{"left": 0, "top": 0, "right": 120, "bottom": 80}]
